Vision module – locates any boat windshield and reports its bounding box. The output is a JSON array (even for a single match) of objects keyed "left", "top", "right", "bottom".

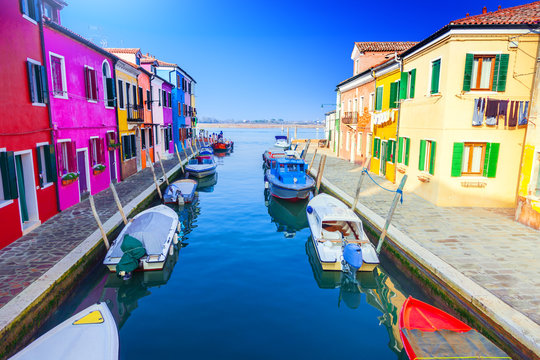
[
  {"left": 321, "top": 220, "right": 363, "bottom": 241},
  {"left": 188, "top": 159, "right": 198, "bottom": 165},
  {"left": 201, "top": 158, "right": 214, "bottom": 165}
]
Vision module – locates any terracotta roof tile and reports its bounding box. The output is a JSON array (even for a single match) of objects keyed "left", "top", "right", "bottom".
[
  {"left": 104, "top": 48, "right": 141, "bottom": 54},
  {"left": 354, "top": 41, "right": 418, "bottom": 52},
  {"left": 450, "top": 1, "right": 540, "bottom": 25}
]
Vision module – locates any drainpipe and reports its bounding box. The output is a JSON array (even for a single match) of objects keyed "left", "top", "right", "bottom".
[
  {"left": 395, "top": 53, "right": 403, "bottom": 184},
  {"left": 39, "top": 10, "right": 61, "bottom": 213},
  {"left": 112, "top": 57, "right": 122, "bottom": 181},
  {"left": 371, "top": 68, "right": 377, "bottom": 174},
  {"left": 149, "top": 73, "right": 155, "bottom": 162}
]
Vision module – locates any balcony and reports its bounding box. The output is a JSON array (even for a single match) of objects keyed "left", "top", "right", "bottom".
[
  {"left": 127, "top": 105, "right": 144, "bottom": 122},
  {"left": 341, "top": 112, "right": 358, "bottom": 125}
]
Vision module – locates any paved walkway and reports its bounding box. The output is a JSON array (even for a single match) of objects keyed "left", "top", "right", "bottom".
[
  {"left": 0, "top": 149, "right": 193, "bottom": 309},
  {"left": 306, "top": 149, "right": 540, "bottom": 326}
]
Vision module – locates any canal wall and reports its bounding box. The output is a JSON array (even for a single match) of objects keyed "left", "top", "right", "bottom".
[
  {"left": 308, "top": 152, "right": 540, "bottom": 360},
  {"left": 0, "top": 150, "right": 198, "bottom": 359}
]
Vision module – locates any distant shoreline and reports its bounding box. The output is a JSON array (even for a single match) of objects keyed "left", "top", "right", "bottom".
[{"left": 198, "top": 123, "right": 323, "bottom": 129}]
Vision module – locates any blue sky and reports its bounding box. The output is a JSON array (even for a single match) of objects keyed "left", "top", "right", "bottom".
[{"left": 62, "top": 0, "right": 520, "bottom": 122}]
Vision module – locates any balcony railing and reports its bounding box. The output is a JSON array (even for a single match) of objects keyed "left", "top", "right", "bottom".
[
  {"left": 341, "top": 111, "right": 359, "bottom": 125},
  {"left": 127, "top": 105, "right": 144, "bottom": 122}
]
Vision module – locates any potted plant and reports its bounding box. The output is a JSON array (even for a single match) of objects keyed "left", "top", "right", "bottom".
[
  {"left": 61, "top": 172, "right": 79, "bottom": 186},
  {"left": 93, "top": 164, "right": 106, "bottom": 175}
]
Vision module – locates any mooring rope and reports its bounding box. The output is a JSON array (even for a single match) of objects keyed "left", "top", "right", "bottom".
[{"left": 361, "top": 168, "right": 403, "bottom": 204}]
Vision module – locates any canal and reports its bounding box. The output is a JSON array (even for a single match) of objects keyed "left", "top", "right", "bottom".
[{"left": 39, "top": 128, "right": 432, "bottom": 359}]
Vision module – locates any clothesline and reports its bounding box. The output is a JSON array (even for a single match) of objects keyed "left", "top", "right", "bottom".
[{"left": 472, "top": 98, "right": 529, "bottom": 128}]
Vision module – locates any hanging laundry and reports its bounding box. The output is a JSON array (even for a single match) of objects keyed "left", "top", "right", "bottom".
[
  {"left": 485, "top": 99, "right": 499, "bottom": 126},
  {"left": 498, "top": 100, "right": 509, "bottom": 126},
  {"left": 472, "top": 98, "right": 485, "bottom": 126},
  {"left": 518, "top": 101, "right": 529, "bottom": 125},
  {"left": 508, "top": 101, "right": 518, "bottom": 127}
]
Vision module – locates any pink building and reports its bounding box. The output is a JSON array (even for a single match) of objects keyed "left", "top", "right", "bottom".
[
  {"left": 43, "top": 17, "right": 120, "bottom": 210},
  {"left": 162, "top": 80, "right": 174, "bottom": 156}
]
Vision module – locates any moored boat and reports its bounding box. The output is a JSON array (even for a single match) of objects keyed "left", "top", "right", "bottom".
[
  {"left": 262, "top": 146, "right": 286, "bottom": 168},
  {"left": 185, "top": 155, "right": 217, "bottom": 178},
  {"left": 212, "top": 139, "right": 233, "bottom": 152},
  {"left": 163, "top": 179, "right": 198, "bottom": 205},
  {"left": 199, "top": 146, "right": 214, "bottom": 156},
  {"left": 274, "top": 135, "right": 290, "bottom": 149},
  {"left": 399, "top": 296, "right": 510, "bottom": 360},
  {"left": 103, "top": 205, "right": 180, "bottom": 273},
  {"left": 265, "top": 156, "right": 314, "bottom": 201},
  {"left": 10, "top": 303, "right": 118, "bottom": 360},
  {"left": 306, "top": 193, "right": 379, "bottom": 272}
]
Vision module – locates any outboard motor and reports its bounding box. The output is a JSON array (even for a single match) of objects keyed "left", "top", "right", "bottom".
[{"left": 343, "top": 243, "right": 363, "bottom": 273}]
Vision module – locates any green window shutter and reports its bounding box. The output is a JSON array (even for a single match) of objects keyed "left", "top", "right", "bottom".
[
  {"left": 491, "top": 55, "right": 501, "bottom": 91},
  {"left": 0, "top": 151, "right": 18, "bottom": 200},
  {"left": 484, "top": 143, "right": 500, "bottom": 178},
  {"left": 462, "top": 54, "right": 474, "bottom": 92},
  {"left": 405, "top": 138, "right": 410, "bottom": 166},
  {"left": 36, "top": 146, "right": 44, "bottom": 187},
  {"left": 376, "top": 87, "right": 383, "bottom": 111},
  {"left": 418, "top": 140, "right": 426, "bottom": 171},
  {"left": 389, "top": 82, "right": 397, "bottom": 109},
  {"left": 392, "top": 140, "right": 397, "bottom": 163},
  {"left": 451, "top": 142, "right": 464, "bottom": 177},
  {"left": 398, "top": 137, "right": 404, "bottom": 163},
  {"left": 399, "top": 72, "right": 408, "bottom": 100},
  {"left": 431, "top": 59, "right": 441, "bottom": 94},
  {"left": 45, "top": 144, "right": 57, "bottom": 183},
  {"left": 375, "top": 138, "right": 380, "bottom": 158},
  {"left": 496, "top": 54, "right": 509, "bottom": 92},
  {"left": 386, "top": 141, "right": 391, "bottom": 162},
  {"left": 429, "top": 141, "right": 436, "bottom": 175},
  {"left": 409, "top": 69, "right": 416, "bottom": 99}
]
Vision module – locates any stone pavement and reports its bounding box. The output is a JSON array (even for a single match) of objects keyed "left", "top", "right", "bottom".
[
  {"left": 0, "top": 149, "right": 193, "bottom": 309},
  {"left": 306, "top": 149, "right": 540, "bottom": 326}
]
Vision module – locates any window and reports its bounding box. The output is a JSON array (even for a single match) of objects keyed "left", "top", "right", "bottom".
[
  {"left": 463, "top": 54, "right": 509, "bottom": 92},
  {"left": 397, "top": 137, "right": 410, "bottom": 166},
  {"left": 84, "top": 66, "right": 98, "bottom": 101},
  {"left": 375, "top": 86, "right": 383, "bottom": 111},
  {"left": 89, "top": 137, "right": 105, "bottom": 166},
  {"left": 118, "top": 80, "right": 124, "bottom": 109},
  {"left": 359, "top": 96, "right": 364, "bottom": 114},
  {"left": 389, "top": 81, "right": 400, "bottom": 109},
  {"left": 20, "top": 0, "right": 39, "bottom": 22},
  {"left": 122, "top": 134, "right": 137, "bottom": 160},
  {"left": 138, "top": 87, "right": 143, "bottom": 108},
  {"left": 50, "top": 54, "right": 67, "bottom": 98},
  {"left": 158, "top": 89, "right": 161, "bottom": 106},
  {"left": 430, "top": 59, "right": 441, "bottom": 94},
  {"left": 56, "top": 140, "right": 77, "bottom": 176},
  {"left": 102, "top": 62, "right": 115, "bottom": 108},
  {"left": 0, "top": 151, "right": 19, "bottom": 201},
  {"left": 400, "top": 69, "right": 416, "bottom": 100},
  {"left": 346, "top": 132, "right": 350, "bottom": 151},
  {"left": 369, "top": 93, "right": 375, "bottom": 112},
  {"left": 43, "top": 3, "right": 58, "bottom": 22},
  {"left": 176, "top": 74, "right": 181, "bottom": 88},
  {"left": 146, "top": 90, "right": 151, "bottom": 110},
  {"left": 419, "top": 140, "right": 436, "bottom": 175},
  {"left": 178, "top": 102, "right": 182, "bottom": 116},
  {"left": 451, "top": 142, "right": 499, "bottom": 178},
  {"left": 366, "top": 134, "right": 372, "bottom": 157},
  {"left": 149, "top": 127, "right": 154, "bottom": 147},
  {"left": 168, "top": 92, "right": 172, "bottom": 108},
  {"left": 163, "top": 90, "right": 167, "bottom": 108},
  {"left": 373, "top": 137, "right": 381, "bottom": 159},
  {"left": 141, "top": 129, "right": 147, "bottom": 150},
  {"left": 36, "top": 144, "right": 56, "bottom": 186},
  {"left": 125, "top": 83, "right": 131, "bottom": 107},
  {"left": 356, "top": 133, "right": 362, "bottom": 155},
  {"left": 27, "top": 60, "right": 47, "bottom": 104},
  {"left": 386, "top": 139, "right": 396, "bottom": 163},
  {"left": 132, "top": 85, "right": 137, "bottom": 109}
]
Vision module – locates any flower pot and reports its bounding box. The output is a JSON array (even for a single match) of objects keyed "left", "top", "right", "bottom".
[
  {"left": 93, "top": 168, "right": 105, "bottom": 175},
  {"left": 61, "top": 178, "right": 76, "bottom": 186}
]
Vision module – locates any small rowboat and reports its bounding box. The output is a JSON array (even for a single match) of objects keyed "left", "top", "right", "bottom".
[
  {"left": 186, "top": 155, "right": 217, "bottom": 178},
  {"left": 10, "top": 303, "right": 118, "bottom": 359},
  {"left": 163, "top": 179, "right": 197, "bottom": 205},
  {"left": 399, "top": 296, "right": 510, "bottom": 360}
]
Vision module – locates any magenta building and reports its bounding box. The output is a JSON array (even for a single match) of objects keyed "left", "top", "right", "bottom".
[
  {"left": 162, "top": 81, "right": 174, "bottom": 155},
  {"left": 42, "top": 16, "right": 120, "bottom": 210}
]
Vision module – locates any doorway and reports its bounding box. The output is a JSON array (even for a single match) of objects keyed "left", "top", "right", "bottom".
[
  {"left": 380, "top": 140, "right": 387, "bottom": 176},
  {"left": 350, "top": 133, "right": 355, "bottom": 163},
  {"left": 109, "top": 150, "right": 117, "bottom": 183},
  {"left": 77, "top": 149, "right": 90, "bottom": 199},
  {"left": 14, "top": 151, "right": 39, "bottom": 232},
  {"left": 136, "top": 128, "right": 142, "bottom": 171}
]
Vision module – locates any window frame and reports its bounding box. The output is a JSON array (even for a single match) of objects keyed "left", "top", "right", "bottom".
[
  {"left": 36, "top": 142, "right": 54, "bottom": 188},
  {"left": 369, "top": 92, "right": 375, "bottom": 112},
  {"left": 429, "top": 58, "right": 442, "bottom": 95},
  {"left": 84, "top": 65, "right": 98, "bottom": 103},
  {"left": 398, "top": 137, "right": 409, "bottom": 165},
  {"left": 117, "top": 80, "right": 124, "bottom": 109},
  {"left": 461, "top": 142, "right": 487, "bottom": 176},
  {"left": 20, "top": 0, "right": 39, "bottom": 24},
  {"left": 27, "top": 58, "right": 46, "bottom": 106},
  {"left": 470, "top": 55, "right": 496, "bottom": 91},
  {"left": 356, "top": 132, "right": 362, "bottom": 155},
  {"left": 49, "top": 52, "right": 68, "bottom": 99},
  {"left": 420, "top": 139, "right": 436, "bottom": 174}
]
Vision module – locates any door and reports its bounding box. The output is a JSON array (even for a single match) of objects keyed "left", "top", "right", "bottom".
[
  {"left": 15, "top": 155, "right": 29, "bottom": 223},
  {"left": 136, "top": 128, "right": 142, "bottom": 171},
  {"left": 350, "top": 134, "right": 355, "bottom": 163},
  {"left": 77, "top": 150, "right": 89, "bottom": 196},
  {"left": 380, "top": 140, "right": 387, "bottom": 176},
  {"left": 109, "top": 150, "right": 116, "bottom": 183}
]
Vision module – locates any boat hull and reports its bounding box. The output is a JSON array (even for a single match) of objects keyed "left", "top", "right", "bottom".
[
  {"left": 268, "top": 182, "right": 312, "bottom": 201},
  {"left": 310, "top": 236, "right": 378, "bottom": 272},
  {"left": 187, "top": 168, "right": 216, "bottom": 178}
]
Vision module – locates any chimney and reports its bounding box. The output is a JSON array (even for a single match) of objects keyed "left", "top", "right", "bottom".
[
  {"left": 482, "top": 6, "right": 487, "bottom": 14},
  {"left": 498, "top": 5, "right": 501, "bottom": 10},
  {"left": 466, "top": 13, "right": 469, "bottom": 17}
]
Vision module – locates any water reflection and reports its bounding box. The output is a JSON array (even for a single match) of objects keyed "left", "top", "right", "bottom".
[
  {"left": 264, "top": 189, "right": 309, "bottom": 238},
  {"left": 194, "top": 173, "right": 218, "bottom": 193},
  {"left": 305, "top": 239, "right": 406, "bottom": 356}
]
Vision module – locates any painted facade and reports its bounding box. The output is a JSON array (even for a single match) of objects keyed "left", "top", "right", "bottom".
[
  {"left": 370, "top": 60, "right": 400, "bottom": 184},
  {"left": 43, "top": 19, "right": 121, "bottom": 211},
  {"left": 397, "top": 24, "right": 538, "bottom": 207},
  {"left": 162, "top": 80, "right": 174, "bottom": 157},
  {"left": 138, "top": 67, "right": 153, "bottom": 168},
  {"left": 0, "top": 0, "right": 58, "bottom": 248}
]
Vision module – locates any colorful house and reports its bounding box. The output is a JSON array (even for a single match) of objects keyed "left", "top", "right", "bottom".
[
  {"left": 42, "top": 14, "right": 120, "bottom": 211},
  {"left": 396, "top": 3, "right": 539, "bottom": 207},
  {"left": 369, "top": 58, "right": 401, "bottom": 184},
  {"left": 0, "top": 0, "right": 58, "bottom": 248},
  {"left": 114, "top": 59, "right": 141, "bottom": 179},
  {"left": 162, "top": 80, "right": 174, "bottom": 157}
]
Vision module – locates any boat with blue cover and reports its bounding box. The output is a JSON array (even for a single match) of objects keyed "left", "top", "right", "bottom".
[
  {"left": 199, "top": 146, "right": 213, "bottom": 156},
  {"left": 163, "top": 179, "right": 198, "bottom": 205},
  {"left": 306, "top": 193, "right": 379, "bottom": 272},
  {"left": 274, "top": 135, "right": 290, "bottom": 149},
  {"left": 265, "top": 155, "right": 314, "bottom": 201},
  {"left": 186, "top": 155, "right": 217, "bottom": 178}
]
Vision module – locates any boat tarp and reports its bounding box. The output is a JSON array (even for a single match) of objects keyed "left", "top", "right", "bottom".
[
  {"left": 111, "top": 212, "right": 174, "bottom": 258},
  {"left": 116, "top": 235, "right": 146, "bottom": 274},
  {"left": 275, "top": 135, "right": 288, "bottom": 140},
  {"left": 402, "top": 329, "right": 510, "bottom": 359}
]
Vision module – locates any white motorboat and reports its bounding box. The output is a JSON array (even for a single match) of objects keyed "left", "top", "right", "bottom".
[
  {"left": 274, "top": 135, "right": 291, "bottom": 149},
  {"left": 10, "top": 303, "right": 118, "bottom": 360},
  {"left": 185, "top": 155, "right": 217, "bottom": 178},
  {"left": 306, "top": 193, "right": 379, "bottom": 272},
  {"left": 103, "top": 205, "right": 181, "bottom": 273}
]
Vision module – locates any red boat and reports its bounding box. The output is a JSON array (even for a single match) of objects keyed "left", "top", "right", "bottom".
[
  {"left": 399, "top": 297, "right": 510, "bottom": 360},
  {"left": 212, "top": 140, "right": 233, "bottom": 152}
]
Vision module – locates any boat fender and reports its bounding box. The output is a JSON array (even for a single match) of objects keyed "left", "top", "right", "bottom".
[
  {"left": 177, "top": 222, "right": 182, "bottom": 232},
  {"left": 306, "top": 205, "right": 313, "bottom": 214},
  {"left": 178, "top": 196, "right": 185, "bottom": 206},
  {"left": 293, "top": 177, "right": 298, "bottom": 184},
  {"left": 169, "top": 244, "right": 174, "bottom": 256},
  {"left": 173, "top": 233, "right": 179, "bottom": 245},
  {"left": 265, "top": 181, "right": 269, "bottom": 189}
]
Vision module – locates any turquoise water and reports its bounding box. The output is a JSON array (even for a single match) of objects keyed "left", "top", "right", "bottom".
[{"left": 39, "top": 128, "right": 430, "bottom": 359}]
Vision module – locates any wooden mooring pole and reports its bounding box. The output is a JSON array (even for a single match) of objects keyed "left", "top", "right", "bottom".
[
  {"left": 180, "top": 140, "right": 189, "bottom": 160},
  {"left": 146, "top": 149, "right": 163, "bottom": 200},
  {"left": 109, "top": 182, "right": 127, "bottom": 225},
  {"left": 314, "top": 154, "right": 326, "bottom": 195},
  {"left": 157, "top": 152, "right": 169, "bottom": 186},
  {"left": 376, "top": 175, "right": 407, "bottom": 254},
  {"left": 351, "top": 169, "right": 366, "bottom": 211},
  {"left": 307, "top": 148, "right": 318, "bottom": 174},
  {"left": 301, "top": 139, "right": 310, "bottom": 160},
  {"left": 294, "top": 126, "right": 297, "bottom": 140},
  {"left": 89, "top": 195, "right": 110, "bottom": 250},
  {"left": 175, "top": 144, "right": 184, "bottom": 172},
  {"left": 287, "top": 127, "right": 290, "bottom": 141}
]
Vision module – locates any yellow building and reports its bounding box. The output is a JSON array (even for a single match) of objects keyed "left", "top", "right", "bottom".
[
  {"left": 396, "top": 5, "right": 539, "bottom": 207},
  {"left": 115, "top": 60, "right": 141, "bottom": 180},
  {"left": 370, "top": 58, "right": 401, "bottom": 183}
]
